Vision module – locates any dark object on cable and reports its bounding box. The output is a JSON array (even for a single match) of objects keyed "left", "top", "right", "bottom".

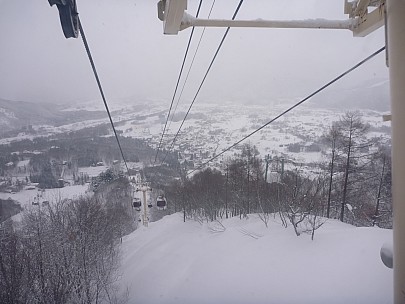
[
  {"left": 48, "top": 0, "right": 79, "bottom": 38},
  {"left": 132, "top": 198, "right": 142, "bottom": 208},
  {"left": 156, "top": 195, "right": 167, "bottom": 208}
]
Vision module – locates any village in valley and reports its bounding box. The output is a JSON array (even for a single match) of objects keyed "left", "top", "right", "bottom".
[{"left": 0, "top": 99, "right": 391, "bottom": 223}]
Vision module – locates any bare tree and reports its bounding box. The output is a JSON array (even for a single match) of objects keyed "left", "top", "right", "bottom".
[
  {"left": 282, "top": 170, "right": 326, "bottom": 238},
  {"left": 322, "top": 123, "right": 343, "bottom": 218},
  {"left": 335, "top": 111, "right": 369, "bottom": 222},
  {"left": 0, "top": 219, "right": 29, "bottom": 304},
  {"left": 1, "top": 193, "right": 127, "bottom": 304},
  {"left": 370, "top": 147, "right": 392, "bottom": 228}
]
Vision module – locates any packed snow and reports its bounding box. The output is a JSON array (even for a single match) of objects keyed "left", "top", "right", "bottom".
[{"left": 119, "top": 213, "right": 392, "bottom": 304}]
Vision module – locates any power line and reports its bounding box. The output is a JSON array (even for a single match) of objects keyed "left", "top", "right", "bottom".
[
  {"left": 162, "top": 0, "right": 245, "bottom": 162},
  {"left": 78, "top": 18, "right": 130, "bottom": 174},
  {"left": 166, "top": 0, "right": 217, "bottom": 138},
  {"left": 154, "top": 0, "right": 204, "bottom": 164},
  {"left": 188, "top": 46, "right": 386, "bottom": 176}
]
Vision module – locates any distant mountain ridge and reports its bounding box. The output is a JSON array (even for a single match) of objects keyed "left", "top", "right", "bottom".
[
  {"left": 0, "top": 98, "right": 58, "bottom": 133},
  {"left": 309, "top": 78, "right": 390, "bottom": 112},
  {"left": 0, "top": 98, "right": 106, "bottom": 135},
  {"left": 0, "top": 77, "right": 390, "bottom": 137}
]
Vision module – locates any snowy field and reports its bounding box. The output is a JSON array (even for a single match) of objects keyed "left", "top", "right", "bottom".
[
  {"left": 0, "top": 184, "right": 89, "bottom": 208},
  {"left": 78, "top": 165, "right": 110, "bottom": 177},
  {"left": 120, "top": 213, "right": 392, "bottom": 304}
]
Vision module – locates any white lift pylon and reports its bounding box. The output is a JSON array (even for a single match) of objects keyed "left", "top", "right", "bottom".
[
  {"left": 158, "top": 0, "right": 405, "bottom": 303},
  {"left": 136, "top": 183, "right": 152, "bottom": 227}
]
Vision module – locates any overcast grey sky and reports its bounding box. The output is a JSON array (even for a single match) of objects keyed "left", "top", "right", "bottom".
[{"left": 0, "top": 0, "right": 387, "bottom": 106}]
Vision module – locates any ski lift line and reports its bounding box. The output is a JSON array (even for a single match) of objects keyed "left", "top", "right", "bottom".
[
  {"left": 154, "top": 0, "right": 204, "bottom": 164},
  {"left": 78, "top": 19, "right": 130, "bottom": 175},
  {"left": 162, "top": 0, "right": 244, "bottom": 163},
  {"left": 187, "top": 46, "right": 386, "bottom": 176},
  {"left": 166, "top": 0, "right": 217, "bottom": 140}
]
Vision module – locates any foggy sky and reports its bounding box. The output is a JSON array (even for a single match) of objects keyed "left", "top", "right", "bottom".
[{"left": 0, "top": 0, "right": 388, "bottom": 106}]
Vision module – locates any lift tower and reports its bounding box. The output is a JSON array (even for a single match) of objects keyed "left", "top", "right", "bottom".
[{"left": 136, "top": 183, "right": 152, "bottom": 227}]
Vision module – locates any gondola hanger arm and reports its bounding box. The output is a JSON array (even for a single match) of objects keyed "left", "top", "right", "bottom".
[{"left": 158, "top": 0, "right": 385, "bottom": 37}]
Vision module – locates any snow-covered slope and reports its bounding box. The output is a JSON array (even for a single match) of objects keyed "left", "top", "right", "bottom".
[
  {"left": 0, "top": 184, "right": 89, "bottom": 209},
  {"left": 120, "top": 213, "right": 392, "bottom": 304}
]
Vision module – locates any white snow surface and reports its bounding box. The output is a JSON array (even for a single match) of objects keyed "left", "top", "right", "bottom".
[
  {"left": 0, "top": 185, "right": 89, "bottom": 208},
  {"left": 78, "top": 166, "right": 110, "bottom": 177},
  {"left": 120, "top": 213, "right": 392, "bottom": 304}
]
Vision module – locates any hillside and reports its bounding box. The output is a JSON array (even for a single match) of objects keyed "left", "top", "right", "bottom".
[
  {"left": 119, "top": 213, "right": 392, "bottom": 304},
  {"left": 0, "top": 98, "right": 107, "bottom": 134},
  {"left": 0, "top": 98, "right": 57, "bottom": 132},
  {"left": 309, "top": 78, "right": 390, "bottom": 112}
]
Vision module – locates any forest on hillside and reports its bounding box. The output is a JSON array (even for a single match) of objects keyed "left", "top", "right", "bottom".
[{"left": 162, "top": 112, "right": 392, "bottom": 231}]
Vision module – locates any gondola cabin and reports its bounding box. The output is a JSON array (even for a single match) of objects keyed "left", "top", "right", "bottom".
[
  {"left": 156, "top": 195, "right": 167, "bottom": 209},
  {"left": 132, "top": 198, "right": 141, "bottom": 209}
]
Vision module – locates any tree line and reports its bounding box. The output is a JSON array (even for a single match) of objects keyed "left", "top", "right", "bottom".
[
  {"left": 162, "top": 111, "right": 392, "bottom": 236},
  {"left": 0, "top": 174, "right": 133, "bottom": 303}
]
